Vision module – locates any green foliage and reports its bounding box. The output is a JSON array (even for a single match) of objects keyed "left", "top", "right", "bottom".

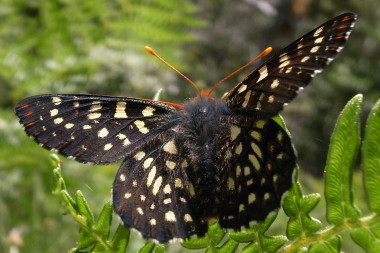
[
  {"left": 44, "top": 95, "right": 380, "bottom": 252},
  {"left": 50, "top": 154, "right": 129, "bottom": 253},
  {"left": 1, "top": 0, "right": 202, "bottom": 104}
]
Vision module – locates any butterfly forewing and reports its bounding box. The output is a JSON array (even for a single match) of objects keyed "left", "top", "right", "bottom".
[
  {"left": 16, "top": 94, "right": 177, "bottom": 164},
  {"left": 224, "top": 12, "right": 357, "bottom": 116}
]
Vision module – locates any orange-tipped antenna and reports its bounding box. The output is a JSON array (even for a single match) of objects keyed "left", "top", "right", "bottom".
[
  {"left": 205, "top": 47, "right": 272, "bottom": 96},
  {"left": 145, "top": 46, "right": 200, "bottom": 94}
]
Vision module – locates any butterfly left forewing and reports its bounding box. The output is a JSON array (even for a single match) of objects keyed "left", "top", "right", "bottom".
[
  {"left": 16, "top": 94, "right": 177, "bottom": 164},
  {"left": 224, "top": 12, "right": 357, "bottom": 115}
]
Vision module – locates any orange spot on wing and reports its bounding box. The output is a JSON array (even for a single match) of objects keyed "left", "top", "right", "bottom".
[
  {"left": 25, "top": 121, "right": 35, "bottom": 127},
  {"left": 23, "top": 111, "right": 33, "bottom": 117},
  {"left": 341, "top": 16, "right": 352, "bottom": 22}
]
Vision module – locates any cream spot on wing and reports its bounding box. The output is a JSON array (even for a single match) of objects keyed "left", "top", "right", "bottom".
[
  {"left": 89, "top": 101, "right": 102, "bottom": 112},
  {"left": 147, "top": 166, "right": 156, "bottom": 187},
  {"left": 248, "top": 193, "right": 256, "bottom": 204},
  {"left": 314, "top": 26, "right": 323, "bottom": 36},
  {"left": 184, "top": 214, "right": 193, "bottom": 222},
  {"left": 270, "top": 79, "right": 279, "bottom": 89},
  {"left": 134, "top": 151, "right": 145, "bottom": 160},
  {"left": 257, "top": 65, "right": 268, "bottom": 82},
  {"left": 189, "top": 183, "right": 195, "bottom": 197},
  {"left": 255, "top": 120, "right": 266, "bottom": 129},
  {"left": 104, "top": 143, "right": 113, "bottom": 151},
  {"left": 150, "top": 219, "right": 157, "bottom": 225},
  {"left": 165, "top": 211, "right": 176, "bottom": 222},
  {"left": 142, "top": 106, "right": 155, "bottom": 116},
  {"left": 163, "top": 184, "right": 172, "bottom": 194},
  {"left": 114, "top": 102, "right": 127, "bottom": 118},
  {"left": 311, "top": 46, "right": 320, "bottom": 53},
  {"left": 230, "top": 125, "right": 241, "bottom": 141},
  {"left": 279, "top": 54, "right": 289, "bottom": 62},
  {"left": 134, "top": 120, "right": 149, "bottom": 134},
  {"left": 166, "top": 160, "right": 176, "bottom": 170},
  {"left": 98, "top": 127, "right": 109, "bottom": 138},
  {"left": 235, "top": 143, "right": 243, "bottom": 154},
  {"left": 251, "top": 142, "right": 263, "bottom": 159},
  {"left": 251, "top": 130, "right": 261, "bottom": 141},
  {"left": 136, "top": 207, "right": 144, "bottom": 215},
  {"left": 315, "top": 37, "right": 323, "bottom": 44},
  {"left": 279, "top": 60, "right": 290, "bottom": 68},
  {"left": 227, "top": 177, "right": 235, "bottom": 190},
  {"left": 242, "top": 90, "right": 252, "bottom": 108},
  {"left": 152, "top": 176, "right": 162, "bottom": 195},
  {"left": 249, "top": 154, "right": 260, "bottom": 172},
  {"left": 175, "top": 178, "right": 183, "bottom": 188},
  {"left": 237, "top": 84, "right": 247, "bottom": 93},
  {"left": 53, "top": 117, "right": 63, "bottom": 124},
  {"left": 301, "top": 56, "right": 310, "bottom": 63},
  {"left": 163, "top": 140, "right": 178, "bottom": 154},
  {"left": 88, "top": 112, "right": 101, "bottom": 119},
  {"left": 65, "top": 123, "right": 74, "bottom": 129},
  {"left": 50, "top": 109, "right": 59, "bottom": 117},
  {"left": 51, "top": 96, "right": 62, "bottom": 105},
  {"left": 143, "top": 157, "right": 153, "bottom": 169}
]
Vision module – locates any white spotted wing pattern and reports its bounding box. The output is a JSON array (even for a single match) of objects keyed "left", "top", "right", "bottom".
[
  {"left": 224, "top": 12, "right": 356, "bottom": 115},
  {"left": 15, "top": 13, "right": 356, "bottom": 243}
]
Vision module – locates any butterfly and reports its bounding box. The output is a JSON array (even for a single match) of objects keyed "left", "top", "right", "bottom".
[{"left": 15, "top": 13, "right": 356, "bottom": 243}]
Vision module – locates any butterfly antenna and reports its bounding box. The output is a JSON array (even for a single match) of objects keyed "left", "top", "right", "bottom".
[
  {"left": 145, "top": 46, "right": 200, "bottom": 94},
  {"left": 206, "top": 47, "right": 273, "bottom": 96}
]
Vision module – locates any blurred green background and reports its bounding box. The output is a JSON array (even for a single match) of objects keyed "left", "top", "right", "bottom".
[{"left": 0, "top": 0, "right": 379, "bottom": 252}]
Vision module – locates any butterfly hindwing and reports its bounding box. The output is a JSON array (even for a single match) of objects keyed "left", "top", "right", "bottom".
[
  {"left": 224, "top": 12, "right": 357, "bottom": 115},
  {"left": 16, "top": 94, "right": 177, "bottom": 164},
  {"left": 113, "top": 133, "right": 207, "bottom": 242},
  {"left": 218, "top": 116, "right": 295, "bottom": 229}
]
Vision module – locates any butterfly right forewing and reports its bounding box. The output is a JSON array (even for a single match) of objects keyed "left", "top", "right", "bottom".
[{"left": 224, "top": 12, "right": 357, "bottom": 116}]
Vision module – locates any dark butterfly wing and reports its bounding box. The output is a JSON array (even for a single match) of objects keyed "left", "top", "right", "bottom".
[
  {"left": 113, "top": 133, "right": 207, "bottom": 243},
  {"left": 15, "top": 94, "right": 177, "bottom": 164},
  {"left": 223, "top": 12, "right": 357, "bottom": 116},
  {"left": 218, "top": 116, "right": 295, "bottom": 229}
]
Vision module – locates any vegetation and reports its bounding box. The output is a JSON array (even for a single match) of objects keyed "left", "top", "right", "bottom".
[{"left": 1, "top": 0, "right": 379, "bottom": 252}]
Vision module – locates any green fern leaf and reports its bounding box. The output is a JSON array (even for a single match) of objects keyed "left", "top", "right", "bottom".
[{"left": 324, "top": 94, "right": 362, "bottom": 225}]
